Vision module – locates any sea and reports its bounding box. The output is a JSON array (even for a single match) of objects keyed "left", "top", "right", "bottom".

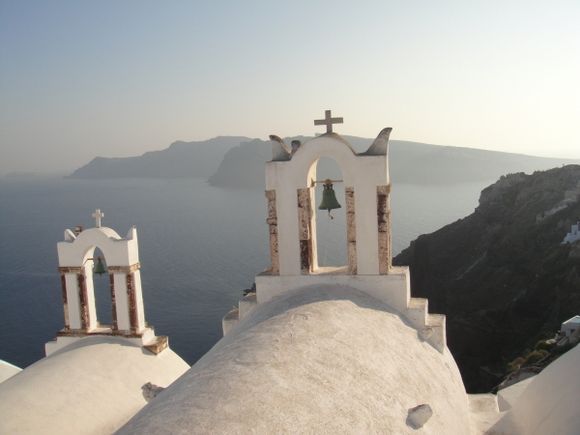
[{"left": 0, "top": 177, "right": 493, "bottom": 368}]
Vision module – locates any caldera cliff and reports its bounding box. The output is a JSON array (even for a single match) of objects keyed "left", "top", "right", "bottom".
[{"left": 394, "top": 165, "right": 580, "bottom": 392}]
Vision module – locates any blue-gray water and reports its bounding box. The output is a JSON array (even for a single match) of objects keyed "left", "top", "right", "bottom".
[{"left": 0, "top": 177, "right": 492, "bottom": 368}]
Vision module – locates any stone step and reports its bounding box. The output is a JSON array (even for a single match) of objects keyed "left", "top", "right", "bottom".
[
  {"left": 468, "top": 394, "right": 500, "bottom": 414},
  {"left": 468, "top": 394, "right": 502, "bottom": 433},
  {"left": 222, "top": 307, "right": 240, "bottom": 336},
  {"left": 239, "top": 293, "right": 258, "bottom": 320},
  {"left": 143, "top": 335, "right": 168, "bottom": 355},
  {"left": 406, "top": 298, "right": 428, "bottom": 330},
  {"left": 424, "top": 313, "right": 446, "bottom": 352}
]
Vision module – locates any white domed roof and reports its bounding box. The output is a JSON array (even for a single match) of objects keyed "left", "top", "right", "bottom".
[
  {"left": 119, "top": 285, "right": 472, "bottom": 434},
  {"left": 491, "top": 344, "right": 580, "bottom": 435},
  {"left": 0, "top": 336, "right": 189, "bottom": 435},
  {"left": 0, "top": 360, "right": 21, "bottom": 384}
]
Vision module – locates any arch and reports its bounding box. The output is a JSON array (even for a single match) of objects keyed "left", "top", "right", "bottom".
[
  {"left": 287, "top": 135, "right": 358, "bottom": 188},
  {"left": 59, "top": 227, "right": 139, "bottom": 268},
  {"left": 84, "top": 247, "right": 114, "bottom": 327},
  {"left": 311, "top": 157, "right": 347, "bottom": 269}
]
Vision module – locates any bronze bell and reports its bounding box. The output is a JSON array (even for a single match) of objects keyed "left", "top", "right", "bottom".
[
  {"left": 93, "top": 256, "right": 107, "bottom": 276},
  {"left": 318, "top": 179, "right": 341, "bottom": 218}
]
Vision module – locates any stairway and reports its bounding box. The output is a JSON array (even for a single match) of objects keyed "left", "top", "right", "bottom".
[{"left": 222, "top": 293, "right": 257, "bottom": 336}]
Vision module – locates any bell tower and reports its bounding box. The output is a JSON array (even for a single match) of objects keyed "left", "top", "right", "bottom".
[
  {"left": 223, "top": 112, "right": 448, "bottom": 354},
  {"left": 263, "top": 110, "right": 393, "bottom": 277},
  {"left": 46, "top": 210, "right": 168, "bottom": 356}
]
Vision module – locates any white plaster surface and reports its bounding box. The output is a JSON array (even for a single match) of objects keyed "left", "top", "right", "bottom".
[
  {"left": 114, "top": 272, "right": 131, "bottom": 330},
  {"left": 496, "top": 376, "right": 536, "bottom": 411},
  {"left": 256, "top": 267, "right": 410, "bottom": 313},
  {"left": 118, "top": 285, "right": 472, "bottom": 434},
  {"left": 0, "top": 360, "right": 21, "bottom": 384},
  {"left": 561, "top": 315, "right": 580, "bottom": 337},
  {"left": 489, "top": 344, "right": 580, "bottom": 435},
  {"left": 0, "top": 336, "right": 189, "bottom": 435},
  {"left": 64, "top": 272, "right": 82, "bottom": 328}
]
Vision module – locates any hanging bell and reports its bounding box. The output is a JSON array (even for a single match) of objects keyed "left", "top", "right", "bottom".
[
  {"left": 318, "top": 179, "right": 341, "bottom": 219},
  {"left": 93, "top": 256, "right": 107, "bottom": 276}
]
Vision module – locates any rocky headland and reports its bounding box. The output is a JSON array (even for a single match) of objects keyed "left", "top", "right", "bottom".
[
  {"left": 394, "top": 165, "right": 580, "bottom": 392},
  {"left": 69, "top": 136, "right": 250, "bottom": 179}
]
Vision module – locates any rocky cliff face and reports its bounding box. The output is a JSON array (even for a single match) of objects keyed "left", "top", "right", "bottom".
[{"left": 394, "top": 165, "right": 580, "bottom": 393}]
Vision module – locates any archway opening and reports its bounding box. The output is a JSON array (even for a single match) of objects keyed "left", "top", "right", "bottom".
[
  {"left": 91, "top": 247, "right": 112, "bottom": 327},
  {"left": 313, "top": 157, "right": 347, "bottom": 269}
]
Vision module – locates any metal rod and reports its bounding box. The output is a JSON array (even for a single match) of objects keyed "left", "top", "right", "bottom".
[{"left": 310, "top": 178, "right": 344, "bottom": 187}]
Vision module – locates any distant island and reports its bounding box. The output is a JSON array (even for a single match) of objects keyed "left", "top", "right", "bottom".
[
  {"left": 70, "top": 134, "right": 579, "bottom": 186},
  {"left": 69, "top": 136, "right": 250, "bottom": 179},
  {"left": 209, "top": 137, "right": 580, "bottom": 187}
]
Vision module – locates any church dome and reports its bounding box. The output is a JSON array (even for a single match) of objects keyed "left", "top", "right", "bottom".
[
  {"left": 490, "top": 344, "right": 580, "bottom": 434},
  {"left": 0, "top": 336, "right": 189, "bottom": 435},
  {"left": 0, "top": 359, "right": 21, "bottom": 384},
  {"left": 119, "top": 285, "right": 472, "bottom": 434}
]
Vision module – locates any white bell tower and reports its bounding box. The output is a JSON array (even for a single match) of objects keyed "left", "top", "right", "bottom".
[
  {"left": 223, "top": 111, "right": 448, "bottom": 353},
  {"left": 46, "top": 210, "right": 167, "bottom": 356}
]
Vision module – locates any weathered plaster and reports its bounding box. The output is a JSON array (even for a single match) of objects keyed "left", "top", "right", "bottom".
[
  {"left": 265, "top": 189, "right": 279, "bottom": 274},
  {"left": 345, "top": 186, "right": 357, "bottom": 274},
  {"left": 297, "top": 187, "right": 314, "bottom": 273},
  {"left": 377, "top": 184, "right": 392, "bottom": 274}
]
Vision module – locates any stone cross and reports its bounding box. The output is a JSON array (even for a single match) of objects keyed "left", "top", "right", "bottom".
[
  {"left": 314, "top": 110, "right": 343, "bottom": 134},
  {"left": 92, "top": 209, "right": 104, "bottom": 228}
]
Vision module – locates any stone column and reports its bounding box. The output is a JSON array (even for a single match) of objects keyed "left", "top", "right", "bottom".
[
  {"left": 345, "top": 187, "right": 357, "bottom": 274},
  {"left": 265, "top": 189, "right": 279, "bottom": 275},
  {"left": 377, "top": 184, "right": 392, "bottom": 274},
  {"left": 297, "top": 188, "right": 313, "bottom": 274},
  {"left": 77, "top": 272, "right": 90, "bottom": 330},
  {"left": 58, "top": 267, "right": 83, "bottom": 330},
  {"left": 109, "top": 272, "right": 118, "bottom": 332},
  {"left": 108, "top": 264, "right": 142, "bottom": 334},
  {"left": 126, "top": 272, "right": 138, "bottom": 334},
  {"left": 59, "top": 273, "right": 70, "bottom": 331}
]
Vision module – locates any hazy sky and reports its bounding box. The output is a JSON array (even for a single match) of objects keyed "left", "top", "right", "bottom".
[{"left": 1, "top": 1, "right": 579, "bottom": 175}]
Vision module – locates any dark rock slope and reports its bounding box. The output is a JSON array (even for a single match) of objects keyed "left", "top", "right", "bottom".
[{"left": 394, "top": 165, "right": 580, "bottom": 393}]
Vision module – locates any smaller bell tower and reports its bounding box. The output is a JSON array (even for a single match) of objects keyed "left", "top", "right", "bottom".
[{"left": 46, "top": 210, "right": 167, "bottom": 356}]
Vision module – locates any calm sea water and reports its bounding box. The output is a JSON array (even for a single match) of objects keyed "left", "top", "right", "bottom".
[{"left": 0, "top": 177, "right": 492, "bottom": 368}]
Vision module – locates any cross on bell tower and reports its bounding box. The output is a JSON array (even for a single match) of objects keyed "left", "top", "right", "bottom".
[
  {"left": 314, "top": 110, "right": 343, "bottom": 134},
  {"left": 92, "top": 209, "right": 104, "bottom": 228}
]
